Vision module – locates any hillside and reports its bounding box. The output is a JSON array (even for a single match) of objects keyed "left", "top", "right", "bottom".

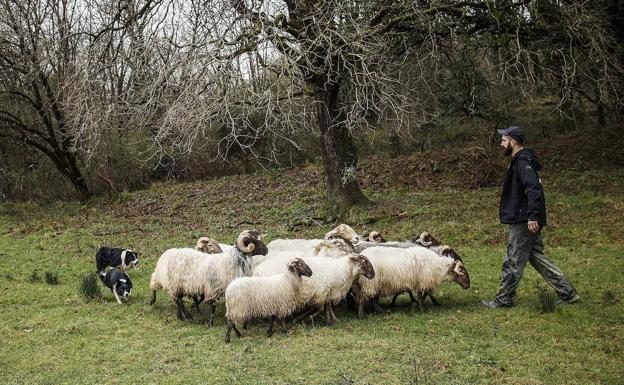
[{"left": 0, "top": 128, "right": 623, "bottom": 385}]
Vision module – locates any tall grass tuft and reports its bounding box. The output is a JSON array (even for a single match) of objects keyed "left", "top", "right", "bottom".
[
  {"left": 29, "top": 270, "right": 41, "bottom": 283},
  {"left": 45, "top": 271, "right": 59, "bottom": 285},
  {"left": 79, "top": 273, "right": 102, "bottom": 299},
  {"left": 535, "top": 284, "right": 557, "bottom": 313}
]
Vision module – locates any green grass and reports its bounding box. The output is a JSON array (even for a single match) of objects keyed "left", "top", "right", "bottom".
[{"left": 1, "top": 134, "right": 623, "bottom": 384}]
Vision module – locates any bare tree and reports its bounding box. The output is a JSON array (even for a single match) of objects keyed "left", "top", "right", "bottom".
[{"left": 0, "top": 0, "right": 92, "bottom": 198}]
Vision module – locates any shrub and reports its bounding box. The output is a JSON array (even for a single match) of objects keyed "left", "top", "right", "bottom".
[
  {"left": 79, "top": 273, "right": 102, "bottom": 299},
  {"left": 44, "top": 271, "right": 59, "bottom": 285},
  {"left": 535, "top": 284, "right": 557, "bottom": 313},
  {"left": 29, "top": 271, "right": 41, "bottom": 283}
]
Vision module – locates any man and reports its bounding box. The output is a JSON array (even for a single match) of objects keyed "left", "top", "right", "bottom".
[{"left": 481, "top": 126, "right": 579, "bottom": 308}]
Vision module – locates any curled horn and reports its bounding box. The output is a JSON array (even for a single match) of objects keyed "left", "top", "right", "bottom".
[
  {"left": 439, "top": 245, "right": 452, "bottom": 256},
  {"left": 236, "top": 231, "right": 255, "bottom": 253},
  {"left": 369, "top": 231, "right": 379, "bottom": 242},
  {"left": 419, "top": 231, "right": 433, "bottom": 246},
  {"left": 453, "top": 261, "right": 465, "bottom": 276}
]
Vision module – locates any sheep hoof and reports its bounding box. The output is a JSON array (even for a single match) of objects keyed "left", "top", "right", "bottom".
[
  {"left": 206, "top": 320, "right": 214, "bottom": 327},
  {"left": 224, "top": 336, "right": 230, "bottom": 343}
]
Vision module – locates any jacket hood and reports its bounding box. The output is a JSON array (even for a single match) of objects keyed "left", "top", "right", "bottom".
[{"left": 514, "top": 148, "right": 542, "bottom": 171}]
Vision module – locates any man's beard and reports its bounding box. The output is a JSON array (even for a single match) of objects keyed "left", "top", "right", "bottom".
[{"left": 503, "top": 144, "right": 513, "bottom": 156}]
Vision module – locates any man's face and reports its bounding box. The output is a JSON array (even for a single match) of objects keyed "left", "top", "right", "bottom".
[{"left": 501, "top": 135, "right": 514, "bottom": 156}]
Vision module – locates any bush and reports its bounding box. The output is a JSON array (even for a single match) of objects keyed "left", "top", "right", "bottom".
[
  {"left": 44, "top": 271, "right": 59, "bottom": 285},
  {"left": 79, "top": 273, "right": 102, "bottom": 299},
  {"left": 535, "top": 284, "right": 557, "bottom": 313},
  {"left": 29, "top": 271, "right": 41, "bottom": 283}
]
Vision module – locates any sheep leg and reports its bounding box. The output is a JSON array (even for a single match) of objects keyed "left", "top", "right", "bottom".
[
  {"left": 294, "top": 307, "right": 315, "bottom": 324},
  {"left": 206, "top": 301, "right": 216, "bottom": 327},
  {"left": 390, "top": 293, "right": 400, "bottom": 307},
  {"left": 412, "top": 292, "right": 424, "bottom": 313},
  {"left": 225, "top": 322, "right": 232, "bottom": 343},
  {"left": 183, "top": 302, "right": 194, "bottom": 321},
  {"left": 372, "top": 297, "right": 387, "bottom": 314},
  {"left": 267, "top": 316, "right": 275, "bottom": 337},
  {"left": 329, "top": 305, "right": 338, "bottom": 323},
  {"left": 408, "top": 290, "right": 417, "bottom": 304},
  {"left": 426, "top": 292, "right": 441, "bottom": 306},
  {"left": 324, "top": 305, "right": 333, "bottom": 325},
  {"left": 345, "top": 290, "right": 357, "bottom": 311},
  {"left": 357, "top": 294, "right": 366, "bottom": 319},
  {"left": 192, "top": 295, "right": 204, "bottom": 313},
  {"left": 175, "top": 296, "right": 193, "bottom": 321},
  {"left": 175, "top": 297, "right": 186, "bottom": 321},
  {"left": 149, "top": 290, "right": 157, "bottom": 305},
  {"left": 225, "top": 319, "right": 242, "bottom": 343},
  {"left": 280, "top": 318, "right": 288, "bottom": 333}
]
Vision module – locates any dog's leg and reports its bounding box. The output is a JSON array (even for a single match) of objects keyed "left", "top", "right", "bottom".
[{"left": 113, "top": 284, "right": 122, "bottom": 305}]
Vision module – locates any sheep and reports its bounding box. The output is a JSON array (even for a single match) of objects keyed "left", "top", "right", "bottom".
[
  {"left": 195, "top": 237, "right": 223, "bottom": 254},
  {"left": 352, "top": 231, "right": 440, "bottom": 253},
  {"left": 224, "top": 258, "right": 313, "bottom": 342},
  {"left": 149, "top": 230, "right": 268, "bottom": 326},
  {"left": 253, "top": 253, "right": 375, "bottom": 324},
  {"left": 355, "top": 246, "right": 470, "bottom": 318},
  {"left": 248, "top": 238, "right": 354, "bottom": 279},
  {"left": 191, "top": 237, "right": 223, "bottom": 312},
  {"left": 349, "top": 231, "right": 443, "bottom": 306},
  {"left": 362, "top": 230, "right": 387, "bottom": 243},
  {"left": 267, "top": 223, "right": 360, "bottom": 253},
  {"left": 194, "top": 235, "right": 232, "bottom": 254}
]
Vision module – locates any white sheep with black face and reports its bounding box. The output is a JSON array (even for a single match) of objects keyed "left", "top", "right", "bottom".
[
  {"left": 267, "top": 224, "right": 360, "bottom": 254},
  {"left": 224, "top": 258, "right": 313, "bottom": 342},
  {"left": 149, "top": 230, "right": 268, "bottom": 326},
  {"left": 253, "top": 253, "right": 375, "bottom": 324},
  {"left": 355, "top": 245, "right": 470, "bottom": 318}
]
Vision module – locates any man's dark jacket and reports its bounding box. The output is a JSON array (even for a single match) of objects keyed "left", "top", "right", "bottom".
[{"left": 499, "top": 148, "right": 547, "bottom": 226}]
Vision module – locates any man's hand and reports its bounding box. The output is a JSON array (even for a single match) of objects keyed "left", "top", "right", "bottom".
[{"left": 528, "top": 220, "right": 540, "bottom": 234}]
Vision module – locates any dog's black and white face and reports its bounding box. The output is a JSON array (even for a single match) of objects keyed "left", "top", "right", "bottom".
[
  {"left": 115, "top": 277, "right": 133, "bottom": 300},
  {"left": 96, "top": 247, "right": 139, "bottom": 274},
  {"left": 100, "top": 268, "right": 133, "bottom": 304},
  {"left": 123, "top": 250, "right": 139, "bottom": 268}
]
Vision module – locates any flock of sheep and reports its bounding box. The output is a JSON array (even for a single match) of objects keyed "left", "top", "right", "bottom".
[{"left": 148, "top": 225, "right": 471, "bottom": 343}]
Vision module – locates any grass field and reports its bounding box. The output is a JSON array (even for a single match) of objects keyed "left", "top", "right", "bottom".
[{"left": 1, "top": 130, "right": 623, "bottom": 384}]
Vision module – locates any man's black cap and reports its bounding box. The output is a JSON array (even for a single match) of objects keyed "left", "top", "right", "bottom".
[{"left": 497, "top": 126, "right": 524, "bottom": 144}]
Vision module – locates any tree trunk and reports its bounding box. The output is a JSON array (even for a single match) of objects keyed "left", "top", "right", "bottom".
[
  {"left": 43, "top": 147, "right": 91, "bottom": 201},
  {"left": 314, "top": 84, "right": 370, "bottom": 218}
]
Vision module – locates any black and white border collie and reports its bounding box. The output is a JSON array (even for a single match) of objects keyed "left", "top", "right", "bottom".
[
  {"left": 99, "top": 268, "right": 133, "bottom": 304},
  {"left": 96, "top": 246, "right": 139, "bottom": 274}
]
